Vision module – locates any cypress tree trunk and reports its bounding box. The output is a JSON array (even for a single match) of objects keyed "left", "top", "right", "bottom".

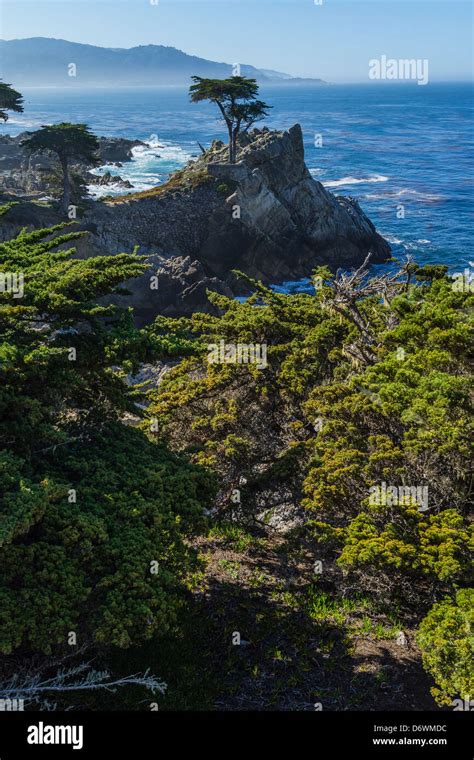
[
  {"left": 231, "top": 128, "right": 238, "bottom": 165},
  {"left": 227, "top": 123, "right": 234, "bottom": 163},
  {"left": 216, "top": 102, "right": 234, "bottom": 163},
  {"left": 60, "top": 154, "right": 71, "bottom": 215}
]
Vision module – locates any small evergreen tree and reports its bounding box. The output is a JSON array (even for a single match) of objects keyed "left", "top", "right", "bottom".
[
  {"left": 22, "top": 123, "right": 100, "bottom": 214},
  {"left": 189, "top": 76, "right": 271, "bottom": 163}
]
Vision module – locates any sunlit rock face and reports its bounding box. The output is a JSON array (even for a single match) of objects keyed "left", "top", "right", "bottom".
[{"left": 1, "top": 124, "right": 390, "bottom": 320}]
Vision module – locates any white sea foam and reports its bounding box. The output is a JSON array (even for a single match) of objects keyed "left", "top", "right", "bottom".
[
  {"left": 87, "top": 138, "right": 192, "bottom": 199},
  {"left": 384, "top": 234, "right": 405, "bottom": 245},
  {"left": 381, "top": 235, "right": 432, "bottom": 249},
  {"left": 322, "top": 174, "right": 389, "bottom": 188},
  {"left": 363, "top": 188, "right": 443, "bottom": 202},
  {"left": 3, "top": 116, "right": 41, "bottom": 128}
]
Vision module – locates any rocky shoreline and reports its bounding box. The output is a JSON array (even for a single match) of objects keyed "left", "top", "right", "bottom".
[
  {"left": 0, "top": 124, "right": 391, "bottom": 320},
  {"left": 0, "top": 133, "right": 144, "bottom": 197}
]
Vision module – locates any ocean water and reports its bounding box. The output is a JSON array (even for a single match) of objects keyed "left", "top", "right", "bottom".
[{"left": 4, "top": 82, "right": 473, "bottom": 279}]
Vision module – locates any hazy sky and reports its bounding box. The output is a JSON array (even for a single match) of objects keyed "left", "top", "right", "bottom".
[{"left": 1, "top": 0, "right": 472, "bottom": 82}]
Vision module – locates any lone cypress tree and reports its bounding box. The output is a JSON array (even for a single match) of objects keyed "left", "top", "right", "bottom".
[
  {"left": 189, "top": 76, "right": 271, "bottom": 163},
  {"left": 22, "top": 123, "right": 100, "bottom": 214}
]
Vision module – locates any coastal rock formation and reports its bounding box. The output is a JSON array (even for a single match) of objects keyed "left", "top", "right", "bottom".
[
  {"left": 103, "top": 254, "right": 234, "bottom": 325},
  {"left": 96, "top": 137, "right": 145, "bottom": 164},
  {"left": 0, "top": 124, "right": 390, "bottom": 319},
  {"left": 79, "top": 124, "right": 390, "bottom": 317},
  {"left": 0, "top": 133, "right": 142, "bottom": 196},
  {"left": 202, "top": 124, "right": 390, "bottom": 279},
  {"left": 88, "top": 171, "right": 133, "bottom": 189}
]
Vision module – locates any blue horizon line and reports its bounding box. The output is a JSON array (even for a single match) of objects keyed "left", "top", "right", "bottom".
[{"left": 15, "top": 80, "right": 474, "bottom": 89}]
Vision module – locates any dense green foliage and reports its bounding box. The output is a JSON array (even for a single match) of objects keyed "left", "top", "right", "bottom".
[
  {"left": 0, "top": 202, "right": 471, "bottom": 707},
  {"left": 417, "top": 589, "right": 474, "bottom": 705},
  {"left": 147, "top": 264, "right": 473, "bottom": 703},
  {"left": 0, "top": 213, "right": 214, "bottom": 656}
]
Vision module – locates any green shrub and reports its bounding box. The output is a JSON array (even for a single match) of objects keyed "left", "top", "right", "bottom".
[
  {"left": 0, "top": 214, "right": 215, "bottom": 655},
  {"left": 417, "top": 589, "right": 474, "bottom": 706},
  {"left": 0, "top": 424, "right": 212, "bottom": 653}
]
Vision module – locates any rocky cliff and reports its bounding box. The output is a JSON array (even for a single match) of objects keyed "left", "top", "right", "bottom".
[
  {"left": 0, "top": 124, "right": 390, "bottom": 321},
  {"left": 81, "top": 123, "right": 390, "bottom": 320}
]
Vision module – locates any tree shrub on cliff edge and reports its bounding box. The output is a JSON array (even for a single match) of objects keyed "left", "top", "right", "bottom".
[{"left": 22, "top": 123, "right": 100, "bottom": 215}]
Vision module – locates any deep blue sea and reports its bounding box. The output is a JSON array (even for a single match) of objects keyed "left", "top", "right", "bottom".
[{"left": 5, "top": 82, "right": 473, "bottom": 281}]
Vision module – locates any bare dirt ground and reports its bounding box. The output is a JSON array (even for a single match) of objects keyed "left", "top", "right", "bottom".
[{"left": 184, "top": 525, "right": 439, "bottom": 711}]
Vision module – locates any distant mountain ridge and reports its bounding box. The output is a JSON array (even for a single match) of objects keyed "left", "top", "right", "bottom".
[{"left": 0, "top": 37, "right": 326, "bottom": 87}]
